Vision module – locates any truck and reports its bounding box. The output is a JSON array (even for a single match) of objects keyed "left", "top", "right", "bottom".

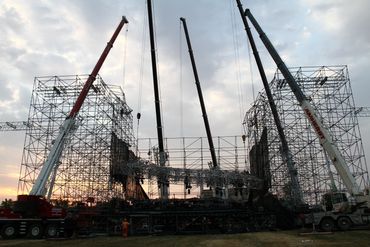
[
  {"left": 308, "top": 191, "right": 370, "bottom": 231},
  {"left": 240, "top": 4, "right": 370, "bottom": 231},
  {"left": 0, "top": 16, "right": 128, "bottom": 239},
  {"left": 0, "top": 195, "right": 67, "bottom": 239}
]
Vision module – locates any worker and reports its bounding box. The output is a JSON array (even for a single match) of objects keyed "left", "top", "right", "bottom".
[
  {"left": 121, "top": 218, "right": 129, "bottom": 238},
  {"left": 298, "top": 213, "right": 305, "bottom": 229},
  {"left": 64, "top": 212, "right": 77, "bottom": 238}
]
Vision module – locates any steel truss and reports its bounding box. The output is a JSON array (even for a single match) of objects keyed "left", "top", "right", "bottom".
[
  {"left": 0, "top": 121, "right": 35, "bottom": 131},
  {"left": 16, "top": 75, "right": 253, "bottom": 202},
  {"left": 136, "top": 136, "right": 251, "bottom": 199},
  {"left": 244, "top": 66, "right": 369, "bottom": 205},
  {"left": 17, "top": 75, "right": 135, "bottom": 202}
]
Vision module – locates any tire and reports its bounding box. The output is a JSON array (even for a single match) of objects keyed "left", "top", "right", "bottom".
[
  {"left": 337, "top": 217, "right": 352, "bottom": 231},
  {"left": 1, "top": 224, "right": 17, "bottom": 239},
  {"left": 45, "top": 224, "right": 58, "bottom": 238},
  {"left": 28, "top": 224, "right": 43, "bottom": 239},
  {"left": 320, "top": 217, "right": 335, "bottom": 232}
]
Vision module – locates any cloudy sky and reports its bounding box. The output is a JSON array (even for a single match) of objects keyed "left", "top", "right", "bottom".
[{"left": 1, "top": 0, "right": 370, "bottom": 201}]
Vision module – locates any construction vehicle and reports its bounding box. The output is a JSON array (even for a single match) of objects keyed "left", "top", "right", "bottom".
[
  {"left": 0, "top": 16, "right": 128, "bottom": 239},
  {"left": 241, "top": 5, "right": 370, "bottom": 231}
]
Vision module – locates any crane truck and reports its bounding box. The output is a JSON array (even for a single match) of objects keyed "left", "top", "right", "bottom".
[
  {"left": 242, "top": 7, "right": 370, "bottom": 231},
  {"left": 0, "top": 16, "right": 128, "bottom": 239}
]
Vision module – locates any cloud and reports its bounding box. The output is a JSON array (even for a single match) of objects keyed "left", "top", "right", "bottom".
[
  {"left": 304, "top": 0, "right": 370, "bottom": 58},
  {"left": 0, "top": 187, "right": 18, "bottom": 201},
  {"left": 0, "top": 0, "right": 369, "bottom": 200}
]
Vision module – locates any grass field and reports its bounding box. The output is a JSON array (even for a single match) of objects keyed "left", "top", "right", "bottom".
[{"left": 1, "top": 230, "right": 370, "bottom": 247}]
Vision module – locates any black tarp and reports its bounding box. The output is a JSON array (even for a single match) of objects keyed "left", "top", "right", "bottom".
[
  {"left": 110, "top": 133, "right": 148, "bottom": 200},
  {"left": 249, "top": 127, "right": 271, "bottom": 194}
]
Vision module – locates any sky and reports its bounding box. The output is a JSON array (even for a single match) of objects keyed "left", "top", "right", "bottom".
[{"left": 1, "top": 0, "right": 370, "bottom": 201}]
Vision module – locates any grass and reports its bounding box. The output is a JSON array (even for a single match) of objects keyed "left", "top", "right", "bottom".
[{"left": 1, "top": 230, "right": 370, "bottom": 247}]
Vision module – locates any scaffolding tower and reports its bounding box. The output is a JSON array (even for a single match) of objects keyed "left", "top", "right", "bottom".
[
  {"left": 244, "top": 65, "right": 369, "bottom": 205},
  {"left": 17, "top": 75, "right": 135, "bottom": 202}
]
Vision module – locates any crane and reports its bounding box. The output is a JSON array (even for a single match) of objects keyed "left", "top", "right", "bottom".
[
  {"left": 235, "top": 0, "right": 303, "bottom": 206},
  {"left": 242, "top": 6, "right": 370, "bottom": 231},
  {"left": 179, "top": 17, "right": 218, "bottom": 169},
  {"left": 242, "top": 8, "right": 363, "bottom": 198},
  {"left": 0, "top": 17, "right": 129, "bottom": 240},
  {"left": 180, "top": 17, "right": 222, "bottom": 197},
  {"left": 146, "top": 0, "right": 169, "bottom": 200},
  {"left": 30, "top": 16, "right": 129, "bottom": 198}
]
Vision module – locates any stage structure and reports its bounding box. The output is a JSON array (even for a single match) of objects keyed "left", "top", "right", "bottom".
[
  {"left": 17, "top": 75, "right": 259, "bottom": 202},
  {"left": 135, "top": 136, "right": 257, "bottom": 199},
  {"left": 17, "top": 75, "right": 135, "bottom": 202},
  {"left": 244, "top": 65, "right": 369, "bottom": 205}
]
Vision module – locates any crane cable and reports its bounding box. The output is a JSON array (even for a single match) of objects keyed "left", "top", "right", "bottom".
[
  {"left": 119, "top": 0, "right": 128, "bottom": 90},
  {"left": 152, "top": 0, "right": 166, "bottom": 139},
  {"left": 247, "top": 35, "right": 256, "bottom": 103},
  {"left": 179, "top": 20, "right": 184, "bottom": 137},
  {"left": 136, "top": 0, "right": 149, "bottom": 155},
  {"left": 229, "top": 0, "right": 257, "bottom": 169},
  {"left": 228, "top": 0, "right": 245, "bottom": 135},
  {"left": 122, "top": 25, "right": 129, "bottom": 90},
  {"left": 245, "top": 13, "right": 257, "bottom": 170}
]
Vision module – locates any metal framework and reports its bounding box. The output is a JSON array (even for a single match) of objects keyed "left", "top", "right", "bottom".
[
  {"left": 17, "top": 75, "right": 135, "bottom": 202},
  {"left": 0, "top": 121, "right": 35, "bottom": 131},
  {"left": 135, "top": 136, "right": 254, "bottom": 199},
  {"left": 244, "top": 65, "right": 369, "bottom": 205},
  {"left": 15, "top": 75, "right": 254, "bottom": 202}
]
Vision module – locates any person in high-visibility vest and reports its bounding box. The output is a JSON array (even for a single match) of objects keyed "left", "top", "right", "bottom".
[{"left": 121, "top": 218, "right": 129, "bottom": 238}]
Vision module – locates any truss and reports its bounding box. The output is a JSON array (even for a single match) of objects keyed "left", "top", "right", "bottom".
[
  {"left": 17, "top": 75, "right": 135, "bottom": 202},
  {"left": 135, "top": 136, "right": 253, "bottom": 199},
  {"left": 0, "top": 121, "right": 37, "bottom": 131},
  {"left": 244, "top": 65, "right": 369, "bottom": 205},
  {"left": 16, "top": 75, "right": 256, "bottom": 202}
]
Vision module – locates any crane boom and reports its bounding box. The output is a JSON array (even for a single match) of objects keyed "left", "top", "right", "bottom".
[
  {"left": 244, "top": 9, "right": 361, "bottom": 196},
  {"left": 146, "top": 0, "right": 169, "bottom": 199},
  {"left": 235, "top": 0, "right": 302, "bottom": 205},
  {"left": 30, "top": 16, "right": 129, "bottom": 197},
  {"left": 180, "top": 17, "right": 218, "bottom": 168}
]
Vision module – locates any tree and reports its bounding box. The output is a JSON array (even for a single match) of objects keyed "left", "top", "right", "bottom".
[{"left": 1, "top": 198, "right": 14, "bottom": 209}]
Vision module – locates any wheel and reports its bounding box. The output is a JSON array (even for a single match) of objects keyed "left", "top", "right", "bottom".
[
  {"left": 337, "top": 217, "right": 352, "bottom": 231},
  {"left": 45, "top": 224, "right": 58, "bottom": 238},
  {"left": 28, "top": 224, "right": 43, "bottom": 239},
  {"left": 320, "top": 217, "right": 335, "bottom": 232},
  {"left": 1, "top": 224, "right": 17, "bottom": 239}
]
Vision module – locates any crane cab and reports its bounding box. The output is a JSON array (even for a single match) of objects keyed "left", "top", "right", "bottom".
[{"left": 321, "top": 192, "right": 351, "bottom": 213}]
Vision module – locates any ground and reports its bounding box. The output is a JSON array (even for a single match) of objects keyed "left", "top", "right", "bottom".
[{"left": 1, "top": 230, "right": 370, "bottom": 247}]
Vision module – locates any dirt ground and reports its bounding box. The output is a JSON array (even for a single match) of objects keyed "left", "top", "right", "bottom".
[{"left": 1, "top": 230, "right": 370, "bottom": 247}]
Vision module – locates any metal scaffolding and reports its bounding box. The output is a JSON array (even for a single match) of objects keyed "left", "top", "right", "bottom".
[
  {"left": 244, "top": 65, "right": 369, "bottom": 205},
  {"left": 15, "top": 75, "right": 255, "bottom": 202},
  {"left": 17, "top": 75, "right": 135, "bottom": 202},
  {"left": 135, "top": 136, "right": 255, "bottom": 199}
]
